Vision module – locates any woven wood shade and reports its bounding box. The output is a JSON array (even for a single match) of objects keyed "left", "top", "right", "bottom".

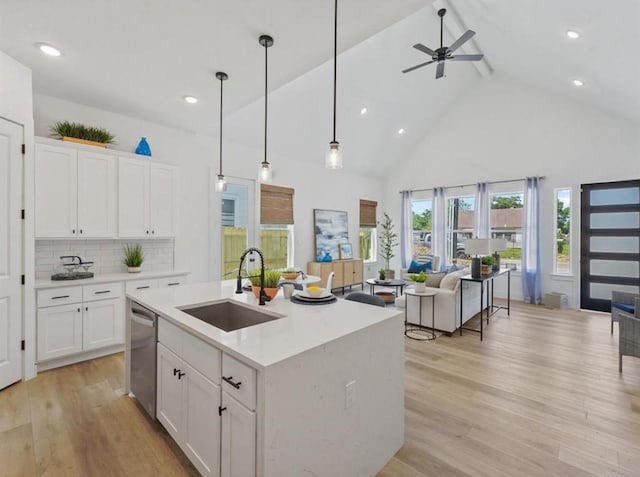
[
  {"left": 261, "top": 184, "right": 294, "bottom": 224},
  {"left": 360, "top": 199, "right": 377, "bottom": 227}
]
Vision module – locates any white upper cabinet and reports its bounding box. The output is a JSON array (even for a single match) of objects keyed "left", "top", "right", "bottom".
[
  {"left": 119, "top": 157, "right": 176, "bottom": 238},
  {"left": 35, "top": 143, "right": 116, "bottom": 238},
  {"left": 77, "top": 151, "right": 117, "bottom": 237},
  {"left": 35, "top": 144, "right": 78, "bottom": 238},
  {"left": 118, "top": 157, "right": 150, "bottom": 237}
]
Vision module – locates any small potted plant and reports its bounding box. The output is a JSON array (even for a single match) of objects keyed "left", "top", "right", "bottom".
[
  {"left": 407, "top": 271, "right": 428, "bottom": 293},
  {"left": 378, "top": 268, "right": 386, "bottom": 281},
  {"left": 123, "top": 244, "right": 144, "bottom": 273},
  {"left": 481, "top": 255, "right": 496, "bottom": 275},
  {"left": 248, "top": 270, "right": 281, "bottom": 300},
  {"left": 378, "top": 212, "right": 398, "bottom": 279},
  {"left": 50, "top": 121, "right": 115, "bottom": 148}
]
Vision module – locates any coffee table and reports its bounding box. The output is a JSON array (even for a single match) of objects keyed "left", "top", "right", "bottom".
[{"left": 365, "top": 278, "right": 407, "bottom": 297}]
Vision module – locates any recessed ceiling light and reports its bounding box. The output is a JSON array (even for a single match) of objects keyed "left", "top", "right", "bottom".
[
  {"left": 183, "top": 95, "right": 198, "bottom": 104},
  {"left": 566, "top": 30, "right": 580, "bottom": 39},
  {"left": 38, "top": 43, "right": 61, "bottom": 57},
  {"left": 360, "top": 107, "right": 368, "bottom": 115},
  {"left": 398, "top": 128, "right": 405, "bottom": 135},
  {"left": 572, "top": 79, "right": 584, "bottom": 87}
]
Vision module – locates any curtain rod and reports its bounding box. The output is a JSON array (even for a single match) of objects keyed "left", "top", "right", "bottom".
[{"left": 399, "top": 176, "right": 545, "bottom": 194}]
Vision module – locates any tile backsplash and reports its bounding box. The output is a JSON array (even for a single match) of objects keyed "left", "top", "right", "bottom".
[{"left": 35, "top": 239, "right": 175, "bottom": 280}]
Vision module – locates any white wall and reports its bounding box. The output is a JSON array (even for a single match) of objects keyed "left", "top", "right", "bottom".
[
  {"left": 384, "top": 74, "right": 640, "bottom": 307},
  {"left": 33, "top": 94, "right": 384, "bottom": 284}
]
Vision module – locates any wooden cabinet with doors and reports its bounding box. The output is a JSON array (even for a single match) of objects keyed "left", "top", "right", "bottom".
[{"left": 307, "top": 259, "right": 364, "bottom": 293}]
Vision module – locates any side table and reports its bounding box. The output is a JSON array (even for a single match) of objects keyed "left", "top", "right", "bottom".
[{"left": 404, "top": 290, "right": 437, "bottom": 341}]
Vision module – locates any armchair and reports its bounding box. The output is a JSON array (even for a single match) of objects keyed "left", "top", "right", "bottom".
[
  {"left": 611, "top": 291, "right": 638, "bottom": 334},
  {"left": 619, "top": 297, "right": 640, "bottom": 372}
]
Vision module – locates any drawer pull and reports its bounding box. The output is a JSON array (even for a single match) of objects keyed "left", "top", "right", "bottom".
[
  {"left": 136, "top": 286, "right": 150, "bottom": 290},
  {"left": 94, "top": 290, "right": 110, "bottom": 295},
  {"left": 222, "top": 376, "right": 242, "bottom": 389},
  {"left": 167, "top": 282, "right": 180, "bottom": 286},
  {"left": 52, "top": 295, "right": 70, "bottom": 300}
]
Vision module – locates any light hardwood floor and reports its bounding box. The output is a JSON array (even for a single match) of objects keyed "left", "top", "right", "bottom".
[{"left": 2, "top": 302, "right": 639, "bottom": 477}]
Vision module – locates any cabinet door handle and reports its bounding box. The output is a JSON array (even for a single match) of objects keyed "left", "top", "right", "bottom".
[
  {"left": 218, "top": 406, "right": 227, "bottom": 416},
  {"left": 79, "top": 229, "right": 83, "bottom": 234},
  {"left": 77, "top": 307, "right": 81, "bottom": 313},
  {"left": 94, "top": 290, "right": 110, "bottom": 295},
  {"left": 222, "top": 376, "right": 242, "bottom": 389},
  {"left": 85, "top": 306, "right": 88, "bottom": 312},
  {"left": 51, "top": 295, "right": 70, "bottom": 300},
  {"left": 173, "top": 368, "right": 180, "bottom": 376},
  {"left": 72, "top": 229, "right": 76, "bottom": 234},
  {"left": 151, "top": 230, "right": 155, "bottom": 235},
  {"left": 146, "top": 230, "right": 149, "bottom": 235},
  {"left": 167, "top": 282, "right": 180, "bottom": 286},
  {"left": 178, "top": 371, "right": 185, "bottom": 380},
  {"left": 136, "top": 286, "right": 150, "bottom": 290}
]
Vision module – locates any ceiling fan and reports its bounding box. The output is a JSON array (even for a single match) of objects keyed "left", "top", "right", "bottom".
[{"left": 402, "top": 8, "right": 483, "bottom": 79}]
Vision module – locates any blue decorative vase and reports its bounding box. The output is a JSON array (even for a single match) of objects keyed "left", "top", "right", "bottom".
[
  {"left": 135, "top": 137, "right": 152, "bottom": 156},
  {"left": 322, "top": 251, "right": 333, "bottom": 263}
]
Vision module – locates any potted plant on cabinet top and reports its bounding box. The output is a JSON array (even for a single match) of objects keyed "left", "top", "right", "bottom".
[
  {"left": 50, "top": 120, "right": 116, "bottom": 148},
  {"left": 407, "top": 271, "right": 427, "bottom": 293},
  {"left": 378, "top": 212, "right": 398, "bottom": 279},
  {"left": 123, "top": 244, "right": 144, "bottom": 273},
  {"left": 481, "top": 255, "right": 496, "bottom": 275},
  {"left": 248, "top": 270, "right": 281, "bottom": 300}
]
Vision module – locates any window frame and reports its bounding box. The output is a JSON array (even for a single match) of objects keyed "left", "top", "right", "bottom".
[
  {"left": 489, "top": 189, "right": 524, "bottom": 271},
  {"left": 359, "top": 226, "right": 377, "bottom": 263},
  {"left": 553, "top": 187, "right": 572, "bottom": 276}
]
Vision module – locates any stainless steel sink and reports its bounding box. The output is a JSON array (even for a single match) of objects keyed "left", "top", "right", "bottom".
[{"left": 179, "top": 301, "right": 284, "bottom": 332}]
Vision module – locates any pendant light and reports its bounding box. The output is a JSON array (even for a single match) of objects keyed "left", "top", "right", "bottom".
[
  {"left": 215, "top": 71, "right": 228, "bottom": 192},
  {"left": 258, "top": 34, "right": 274, "bottom": 183},
  {"left": 325, "top": 0, "right": 343, "bottom": 169}
]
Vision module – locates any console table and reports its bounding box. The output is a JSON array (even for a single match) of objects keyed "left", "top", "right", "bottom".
[{"left": 459, "top": 269, "right": 510, "bottom": 341}]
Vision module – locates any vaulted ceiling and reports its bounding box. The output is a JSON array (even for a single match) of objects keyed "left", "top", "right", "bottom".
[{"left": 1, "top": 0, "right": 638, "bottom": 178}]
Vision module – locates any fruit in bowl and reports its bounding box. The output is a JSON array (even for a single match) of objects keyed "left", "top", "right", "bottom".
[{"left": 306, "top": 286, "right": 326, "bottom": 297}]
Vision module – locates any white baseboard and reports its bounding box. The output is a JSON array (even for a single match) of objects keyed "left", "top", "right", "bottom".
[{"left": 36, "top": 344, "right": 124, "bottom": 373}]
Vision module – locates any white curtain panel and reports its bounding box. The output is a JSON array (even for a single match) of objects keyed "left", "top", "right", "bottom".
[
  {"left": 432, "top": 187, "right": 447, "bottom": 271},
  {"left": 474, "top": 182, "right": 491, "bottom": 239},
  {"left": 400, "top": 190, "right": 413, "bottom": 268},
  {"left": 522, "top": 177, "right": 542, "bottom": 304}
]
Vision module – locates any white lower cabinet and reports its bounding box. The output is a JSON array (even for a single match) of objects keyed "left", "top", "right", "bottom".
[
  {"left": 37, "top": 303, "right": 83, "bottom": 361},
  {"left": 82, "top": 298, "right": 123, "bottom": 351},
  {"left": 157, "top": 319, "right": 256, "bottom": 477},
  {"left": 221, "top": 391, "right": 256, "bottom": 477}
]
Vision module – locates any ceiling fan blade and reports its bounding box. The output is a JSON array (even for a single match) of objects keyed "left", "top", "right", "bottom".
[
  {"left": 402, "top": 60, "right": 436, "bottom": 74},
  {"left": 436, "top": 62, "right": 445, "bottom": 79},
  {"left": 413, "top": 43, "right": 437, "bottom": 57},
  {"left": 449, "top": 54, "right": 484, "bottom": 61},
  {"left": 448, "top": 30, "right": 476, "bottom": 53}
]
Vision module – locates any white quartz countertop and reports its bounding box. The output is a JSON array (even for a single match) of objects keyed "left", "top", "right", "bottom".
[
  {"left": 34, "top": 270, "right": 190, "bottom": 289},
  {"left": 127, "top": 280, "right": 402, "bottom": 369}
]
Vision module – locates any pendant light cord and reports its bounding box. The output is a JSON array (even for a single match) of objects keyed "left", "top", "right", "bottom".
[
  {"left": 332, "top": 0, "right": 338, "bottom": 142},
  {"left": 440, "top": 13, "right": 444, "bottom": 49},
  {"left": 264, "top": 41, "right": 268, "bottom": 165},
  {"left": 219, "top": 76, "right": 223, "bottom": 175}
]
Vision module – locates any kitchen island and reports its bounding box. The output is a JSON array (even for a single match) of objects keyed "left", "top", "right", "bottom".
[{"left": 126, "top": 280, "right": 404, "bottom": 477}]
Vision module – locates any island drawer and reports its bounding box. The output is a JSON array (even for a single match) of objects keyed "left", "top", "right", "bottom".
[
  {"left": 126, "top": 279, "right": 158, "bottom": 293},
  {"left": 37, "top": 286, "right": 82, "bottom": 308},
  {"left": 222, "top": 354, "right": 256, "bottom": 410},
  {"left": 157, "top": 276, "right": 186, "bottom": 288},
  {"left": 158, "top": 318, "right": 183, "bottom": 356},
  {"left": 83, "top": 282, "right": 122, "bottom": 302}
]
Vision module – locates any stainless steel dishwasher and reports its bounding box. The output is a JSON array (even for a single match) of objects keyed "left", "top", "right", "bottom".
[{"left": 130, "top": 301, "right": 158, "bottom": 419}]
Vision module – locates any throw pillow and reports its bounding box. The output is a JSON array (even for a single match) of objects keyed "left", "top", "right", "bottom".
[
  {"left": 425, "top": 272, "right": 446, "bottom": 288},
  {"left": 446, "top": 264, "right": 459, "bottom": 273},
  {"left": 440, "top": 270, "right": 464, "bottom": 290},
  {"left": 408, "top": 260, "right": 432, "bottom": 273}
]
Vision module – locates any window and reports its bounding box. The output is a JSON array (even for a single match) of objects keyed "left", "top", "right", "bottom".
[
  {"left": 554, "top": 188, "right": 571, "bottom": 274},
  {"left": 260, "top": 184, "right": 294, "bottom": 269},
  {"left": 490, "top": 192, "right": 524, "bottom": 270},
  {"left": 359, "top": 199, "right": 377, "bottom": 262},
  {"left": 446, "top": 196, "right": 474, "bottom": 266},
  {"left": 411, "top": 199, "right": 432, "bottom": 256}
]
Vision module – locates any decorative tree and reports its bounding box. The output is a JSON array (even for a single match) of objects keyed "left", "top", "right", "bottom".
[{"left": 378, "top": 212, "right": 398, "bottom": 273}]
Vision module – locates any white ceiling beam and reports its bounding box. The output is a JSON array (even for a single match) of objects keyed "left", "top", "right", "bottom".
[{"left": 432, "top": 0, "right": 492, "bottom": 78}]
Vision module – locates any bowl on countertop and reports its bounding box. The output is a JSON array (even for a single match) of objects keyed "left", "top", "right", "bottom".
[
  {"left": 281, "top": 272, "right": 300, "bottom": 280},
  {"left": 306, "top": 286, "right": 326, "bottom": 298}
]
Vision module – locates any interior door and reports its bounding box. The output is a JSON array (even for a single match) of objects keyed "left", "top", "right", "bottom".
[
  {"left": 580, "top": 180, "right": 640, "bottom": 311},
  {"left": 0, "top": 118, "right": 23, "bottom": 389}
]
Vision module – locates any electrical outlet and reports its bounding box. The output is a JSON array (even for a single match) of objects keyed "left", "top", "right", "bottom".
[{"left": 345, "top": 380, "right": 356, "bottom": 408}]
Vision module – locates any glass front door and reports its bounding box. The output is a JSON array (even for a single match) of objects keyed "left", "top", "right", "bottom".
[{"left": 580, "top": 180, "right": 640, "bottom": 311}]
